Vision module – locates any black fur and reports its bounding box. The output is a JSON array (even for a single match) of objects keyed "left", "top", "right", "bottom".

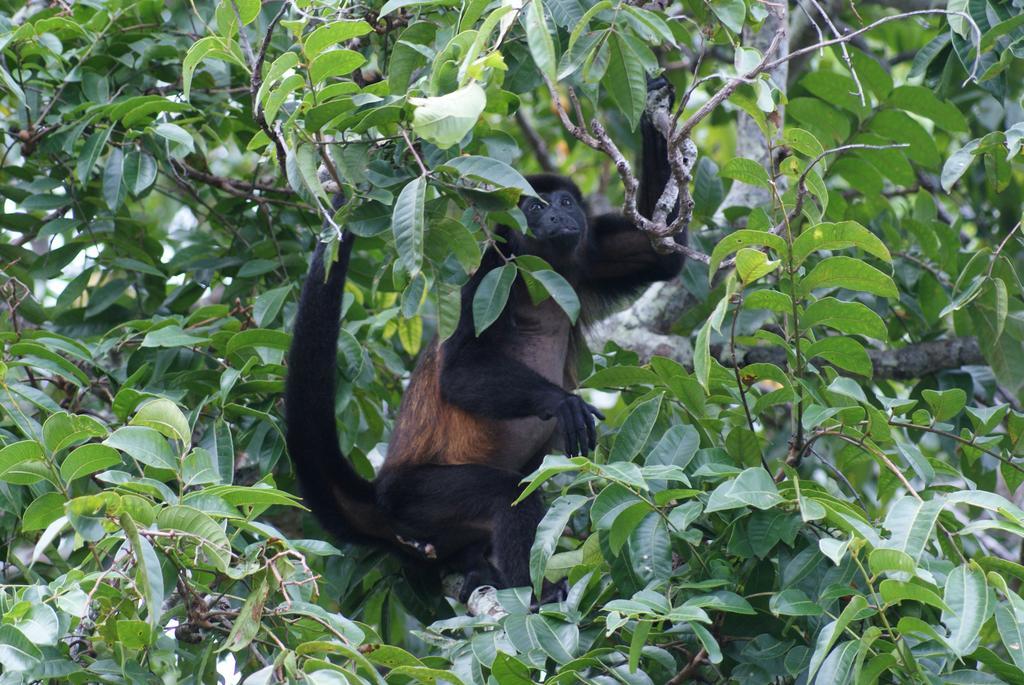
[{"left": 284, "top": 77, "right": 684, "bottom": 602}]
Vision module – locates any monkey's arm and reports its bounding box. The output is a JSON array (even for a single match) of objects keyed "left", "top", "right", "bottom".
[
  {"left": 637, "top": 75, "right": 677, "bottom": 222},
  {"left": 438, "top": 258, "right": 603, "bottom": 457},
  {"left": 440, "top": 339, "right": 601, "bottom": 458},
  {"left": 582, "top": 76, "right": 684, "bottom": 299}
]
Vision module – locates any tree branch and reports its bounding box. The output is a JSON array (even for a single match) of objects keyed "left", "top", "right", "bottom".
[
  {"left": 251, "top": 2, "right": 290, "bottom": 179},
  {"left": 739, "top": 336, "right": 985, "bottom": 380},
  {"left": 515, "top": 109, "right": 556, "bottom": 173}
]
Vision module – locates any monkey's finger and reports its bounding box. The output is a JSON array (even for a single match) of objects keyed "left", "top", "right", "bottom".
[
  {"left": 646, "top": 75, "right": 669, "bottom": 91},
  {"left": 583, "top": 406, "right": 597, "bottom": 452},
  {"left": 569, "top": 399, "right": 593, "bottom": 454},
  {"left": 572, "top": 404, "right": 588, "bottom": 456},
  {"left": 559, "top": 406, "right": 579, "bottom": 457},
  {"left": 586, "top": 403, "right": 606, "bottom": 421},
  {"left": 569, "top": 411, "right": 584, "bottom": 457}
]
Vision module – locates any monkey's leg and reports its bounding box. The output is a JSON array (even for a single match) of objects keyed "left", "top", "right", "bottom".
[{"left": 376, "top": 464, "right": 545, "bottom": 592}]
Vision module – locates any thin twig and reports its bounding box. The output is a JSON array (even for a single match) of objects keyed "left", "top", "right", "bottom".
[
  {"left": 515, "top": 110, "right": 556, "bottom": 173},
  {"left": 805, "top": 0, "right": 865, "bottom": 106},
  {"left": 987, "top": 221, "right": 1022, "bottom": 278},
  {"left": 250, "top": 2, "right": 291, "bottom": 179},
  {"left": 764, "top": 9, "right": 983, "bottom": 85},
  {"left": 764, "top": 143, "right": 909, "bottom": 241},
  {"left": 399, "top": 128, "right": 429, "bottom": 177},
  {"left": 666, "top": 648, "right": 708, "bottom": 685}
]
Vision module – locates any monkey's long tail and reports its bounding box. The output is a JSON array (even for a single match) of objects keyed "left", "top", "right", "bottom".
[{"left": 284, "top": 228, "right": 395, "bottom": 546}]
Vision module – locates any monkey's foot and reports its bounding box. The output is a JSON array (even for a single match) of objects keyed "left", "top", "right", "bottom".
[
  {"left": 395, "top": 535, "right": 437, "bottom": 559},
  {"left": 646, "top": 75, "right": 674, "bottom": 116},
  {"left": 466, "top": 585, "right": 508, "bottom": 619}
]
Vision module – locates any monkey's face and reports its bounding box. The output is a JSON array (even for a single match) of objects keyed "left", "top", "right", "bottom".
[{"left": 522, "top": 190, "right": 587, "bottom": 248}]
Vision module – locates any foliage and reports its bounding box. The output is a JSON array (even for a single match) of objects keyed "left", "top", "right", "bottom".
[{"left": 2, "top": 0, "right": 1024, "bottom": 682}]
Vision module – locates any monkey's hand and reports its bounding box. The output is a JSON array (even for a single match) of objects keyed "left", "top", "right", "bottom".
[
  {"left": 552, "top": 395, "right": 604, "bottom": 457},
  {"left": 645, "top": 75, "right": 675, "bottom": 118}
]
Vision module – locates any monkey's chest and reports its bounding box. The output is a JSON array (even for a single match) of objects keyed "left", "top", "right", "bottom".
[
  {"left": 507, "top": 297, "right": 573, "bottom": 385},
  {"left": 490, "top": 300, "right": 574, "bottom": 470}
]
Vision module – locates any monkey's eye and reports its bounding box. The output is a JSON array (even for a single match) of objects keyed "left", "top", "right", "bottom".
[
  {"left": 529, "top": 201, "right": 544, "bottom": 212},
  {"left": 560, "top": 197, "right": 573, "bottom": 207}
]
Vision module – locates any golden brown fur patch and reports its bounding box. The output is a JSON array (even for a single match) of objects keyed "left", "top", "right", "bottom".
[{"left": 387, "top": 342, "right": 498, "bottom": 466}]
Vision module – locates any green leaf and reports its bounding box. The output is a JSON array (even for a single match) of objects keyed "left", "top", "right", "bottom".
[
  {"left": 529, "top": 269, "right": 580, "bottom": 322},
  {"left": 0, "top": 624, "right": 42, "bottom": 671},
  {"left": 525, "top": 0, "right": 557, "bottom": 79},
  {"left": 992, "top": 277, "right": 1009, "bottom": 341},
  {"left": 309, "top": 49, "right": 366, "bottom": 83},
  {"left": 694, "top": 291, "right": 730, "bottom": 390},
  {"left": 182, "top": 36, "right": 246, "bottom": 101},
  {"left": 805, "top": 336, "right": 873, "bottom": 376},
  {"left": 879, "top": 579, "right": 952, "bottom": 612},
  {"left": 807, "top": 595, "right": 870, "bottom": 681},
  {"left": 42, "top": 412, "right": 107, "bottom": 453},
  {"left": 883, "top": 496, "right": 944, "bottom": 562},
  {"left": 22, "top": 492, "right": 66, "bottom": 531},
  {"left": 783, "top": 128, "right": 825, "bottom": 158},
  {"left": 9, "top": 603, "right": 59, "bottom": 646},
  {"left": 102, "top": 148, "right": 125, "bottom": 210},
  {"left": 379, "top": 0, "right": 451, "bottom": 16},
  {"left": 103, "top": 426, "right": 178, "bottom": 470},
  {"left": 868, "top": 548, "right": 916, "bottom": 575},
  {"left": 887, "top": 85, "right": 969, "bottom": 133},
  {"left": 922, "top": 388, "right": 967, "bottom": 422},
  {"left": 530, "top": 494, "right": 587, "bottom": 595},
  {"left": 610, "top": 394, "right": 664, "bottom": 462},
  {"left": 646, "top": 424, "right": 700, "bottom": 468},
  {"left": 720, "top": 157, "right": 771, "bottom": 187},
  {"left": 567, "top": 1, "right": 612, "bottom": 54},
  {"left": 705, "top": 468, "right": 784, "bottom": 512},
  {"left": 410, "top": 82, "right": 487, "bottom": 149},
  {"left": 121, "top": 514, "right": 165, "bottom": 629},
  {"left": 224, "top": 575, "right": 271, "bottom": 651},
  {"left": 995, "top": 603, "right": 1024, "bottom": 669},
  {"left": 710, "top": 0, "right": 745, "bottom": 32},
  {"left": 156, "top": 505, "right": 231, "bottom": 571},
  {"left": 438, "top": 155, "right": 537, "bottom": 197},
  {"left": 77, "top": 128, "right": 111, "bottom": 184},
  {"left": 472, "top": 264, "right": 517, "bottom": 335},
  {"left": 941, "top": 138, "right": 980, "bottom": 192},
  {"left": 870, "top": 110, "right": 941, "bottom": 169},
  {"left": 943, "top": 563, "right": 991, "bottom": 658},
  {"left": 303, "top": 21, "right": 373, "bottom": 59},
  {"left": 735, "top": 248, "right": 780, "bottom": 284},
  {"left": 708, "top": 230, "right": 787, "bottom": 274},
  {"left": 131, "top": 398, "right": 192, "bottom": 446},
  {"left": 115, "top": 619, "right": 153, "bottom": 650},
  {"left": 602, "top": 34, "right": 646, "bottom": 130},
  {"left": 253, "top": 285, "right": 291, "bottom": 327},
  {"left": 392, "top": 177, "right": 427, "bottom": 276},
  {"left": 770, "top": 588, "right": 824, "bottom": 616},
  {"left": 802, "top": 298, "right": 887, "bottom": 340},
  {"left": 61, "top": 444, "right": 121, "bottom": 482},
  {"left": 153, "top": 123, "right": 195, "bottom": 153},
  {"left": 791, "top": 221, "right": 892, "bottom": 266},
  {"left": 628, "top": 620, "right": 651, "bottom": 673},
  {"left": 799, "top": 256, "right": 898, "bottom": 299},
  {"left": 0, "top": 65, "right": 26, "bottom": 109},
  {"left": 256, "top": 52, "right": 300, "bottom": 109},
  {"left": 516, "top": 455, "right": 589, "bottom": 503},
  {"left": 123, "top": 151, "right": 157, "bottom": 196},
  {"left": 0, "top": 441, "right": 45, "bottom": 485}
]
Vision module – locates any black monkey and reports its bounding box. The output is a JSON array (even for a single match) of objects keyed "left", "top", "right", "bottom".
[{"left": 284, "top": 78, "right": 684, "bottom": 601}]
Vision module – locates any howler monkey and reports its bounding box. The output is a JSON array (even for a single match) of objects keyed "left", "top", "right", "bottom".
[{"left": 285, "top": 77, "right": 684, "bottom": 602}]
